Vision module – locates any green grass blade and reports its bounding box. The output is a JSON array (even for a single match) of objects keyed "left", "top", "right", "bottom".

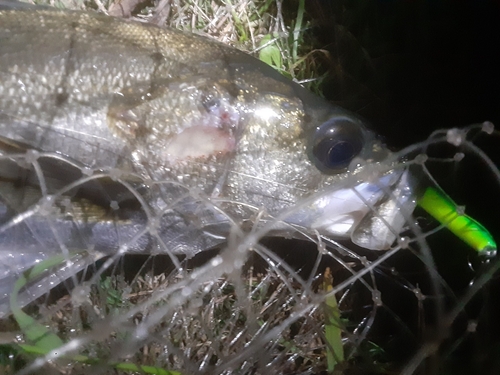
[
  {"left": 11, "top": 256, "right": 183, "bottom": 374},
  {"left": 323, "top": 267, "right": 344, "bottom": 373},
  {"left": 10, "top": 255, "right": 67, "bottom": 351}
]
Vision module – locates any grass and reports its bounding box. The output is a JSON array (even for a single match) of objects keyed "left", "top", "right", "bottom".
[
  {"left": 2, "top": 1, "right": 500, "bottom": 375},
  {"left": 1, "top": 4, "right": 340, "bottom": 374},
  {"left": 4, "top": 254, "right": 344, "bottom": 374}
]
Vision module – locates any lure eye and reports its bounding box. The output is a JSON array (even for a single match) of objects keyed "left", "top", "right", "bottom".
[{"left": 309, "top": 117, "right": 365, "bottom": 173}]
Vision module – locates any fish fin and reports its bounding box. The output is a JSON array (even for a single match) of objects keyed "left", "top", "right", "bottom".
[{"left": 0, "top": 0, "right": 49, "bottom": 10}]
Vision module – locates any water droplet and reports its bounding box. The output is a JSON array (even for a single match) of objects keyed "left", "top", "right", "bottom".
[
  {"left": 348, "top": 156, "right": 366, "bottom": 172},
  {"left": 203, "top": 283, "right": 213, "bottom": 293},
  {"left": 211, "top": 255, "right": 223, "bottom": 267},
  {"left": 456, "top": 205, "right": 466, "bottom": 216},
  {"left": 81, "top": 167, "right": 93, "bottom": 176},
  {"left": 398, "top": 236, "right": 410, "bottom": 249},
  {"left": 317, "top": 241, "right": 326, "bottom": 254},
  {"left": 38, "top": 195, "right": 55, "bottom": 215},
  {"left": 482, "top": 121, "right": 494, "bottom": 135},
  {"left": 110, "top": 201, "right": 119, "bottom": 210},
  {"left": 454, "top": 152, "right": 465, "bottom": 162},
  {"left": 234, "top": 258, "right": 244, "bottom": 269},
  {"left": 414, "top": 153, "right": 428, "bottom": 165},
  {"left": 446, "top": 128, "right": 464, "bottom": 147},
  {"left": 182, "top": 286, "right": 193, "bottom": 297},
  {"left": 148, "top": 217, "right": 159, "bottom": 236},
  {"left": 71, "top": 284, "right": 90, "bottom": 305},
  {"left": 372, "top": 290, "right": 383, "bottom": 306},
  {"left": 467, "top": 320, "right": 478, "bottom": 333},
  {"left": 24, "top": 149, "right": 39, "bottom": 164},
  {"left": 412, "top": 287, "right": 425, "bottom": 301},
  {"left": 480, "top": 247, "right": 497, "bottom": 260}
]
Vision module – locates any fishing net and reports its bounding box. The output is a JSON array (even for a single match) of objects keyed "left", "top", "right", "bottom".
[
  {"left": 1, "top": 1, "right": 500, "bottom": 375},
  {"left": 1, "top": 119, "right": 499, "bottom": 375}
]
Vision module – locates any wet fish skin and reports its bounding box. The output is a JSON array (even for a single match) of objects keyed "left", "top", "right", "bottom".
[
  {"left": 0, "top": 5, "right": 404, "bottom": 315},
  {"left": 0, "top": 5, "right": 386, "bottom": 226}
]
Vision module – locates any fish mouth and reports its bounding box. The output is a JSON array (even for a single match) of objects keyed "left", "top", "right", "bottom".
[{"left": 284, "top": 166, "right": 417, "bottom": 251}]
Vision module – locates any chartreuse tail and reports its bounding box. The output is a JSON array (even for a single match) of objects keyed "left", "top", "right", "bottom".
[{"left": 418, "top": 187, "right": 496, "bottom": 257}]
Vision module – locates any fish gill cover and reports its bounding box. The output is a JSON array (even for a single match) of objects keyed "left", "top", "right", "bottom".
[{"left": 0, "top": 1, "right": 499, "bottom": 374}]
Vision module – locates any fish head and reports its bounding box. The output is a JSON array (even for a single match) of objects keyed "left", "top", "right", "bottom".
[
  {"left": 134, "top": 50, "right": 416, "bottom": 251},
  {"left": 0, "top": 7, "right": 417, "bottom": 263},
  {"left": 222, "top": 79, "right": 413, "bottom": 250}
]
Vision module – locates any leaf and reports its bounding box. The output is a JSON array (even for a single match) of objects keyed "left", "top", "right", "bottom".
[
  {"left": 259, "top": 34, "right": 282, "bottom": 70},
  {"left": 322, "top": 267, "right": 344, "bottom": 373}
]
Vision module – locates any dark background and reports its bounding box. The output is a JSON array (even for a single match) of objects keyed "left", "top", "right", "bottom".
[
  {"left": 292, "top": 0, "right": 500, "bottom": 372},
  {"left": 307, "top": 0, "right": 500, "bottom": 147}
]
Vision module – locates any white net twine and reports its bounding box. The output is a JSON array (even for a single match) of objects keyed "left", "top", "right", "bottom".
[
  {"left": 0, "top": 1, "right": 499, "bottom": 374},
  {"left": 1, "top": 122, "right": 499, "bottom": 374}
]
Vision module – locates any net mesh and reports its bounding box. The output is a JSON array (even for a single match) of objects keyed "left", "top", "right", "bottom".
[
  {"left": 1, "top": 123, "right": 499, "bottom": 374},
  {"left": 1, "top": 1, "right": 500, "bottom": 374}
]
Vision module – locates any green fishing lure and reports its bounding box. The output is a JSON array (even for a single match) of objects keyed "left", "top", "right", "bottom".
[{"left": 418, "top": 187, "right": 497, "bottom": 256}]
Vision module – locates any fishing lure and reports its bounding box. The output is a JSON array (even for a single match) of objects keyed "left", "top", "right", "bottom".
[{"left": 418, "top": 186, "right": 496, "bottom": 256}]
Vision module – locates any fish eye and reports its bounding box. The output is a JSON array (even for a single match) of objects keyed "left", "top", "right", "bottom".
[{"left": 309, "top": 116, "right": 365, "bottom": 173}]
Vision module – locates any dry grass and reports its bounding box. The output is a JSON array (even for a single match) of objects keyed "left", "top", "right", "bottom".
[
  {"left": 1, "top": 2, "right": 341, "bottom": 374},
  {"left": 1, "top": 2, "right": 500, "bottom": 375}
]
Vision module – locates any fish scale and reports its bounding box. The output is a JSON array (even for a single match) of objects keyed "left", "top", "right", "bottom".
[{"left": 0, "top": 3, "right": 419, "bottom": 317}]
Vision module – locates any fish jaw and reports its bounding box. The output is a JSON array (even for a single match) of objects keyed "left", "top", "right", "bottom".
[{"left": 281, "top": 167, "right": 417, "bottom": 250}]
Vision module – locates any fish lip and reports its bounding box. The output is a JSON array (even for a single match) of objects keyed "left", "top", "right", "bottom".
[
  {"left": 280, "top": 164, "right": 417, "bottom": 250},
  {"left": 350, "top": 167, "right": 418, "bottom": 250}
]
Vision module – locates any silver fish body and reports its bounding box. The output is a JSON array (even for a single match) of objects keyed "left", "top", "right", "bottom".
[{"left": 0, "top": 5, "right": 415, "bottom": 316}]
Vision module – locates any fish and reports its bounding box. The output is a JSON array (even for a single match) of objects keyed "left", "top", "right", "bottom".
[{"left": 0, "top": 1, "right": 418, "bottom": 318}]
